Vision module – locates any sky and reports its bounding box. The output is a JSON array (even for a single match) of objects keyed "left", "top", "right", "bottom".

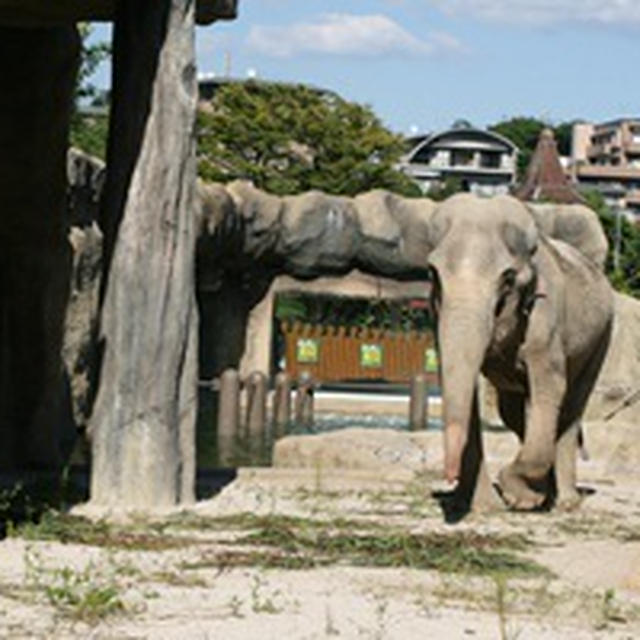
[{"left": 89, "top": 0, "right": 639, "bottom": 136}]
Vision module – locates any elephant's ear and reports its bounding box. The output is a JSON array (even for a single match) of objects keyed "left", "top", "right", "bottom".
[
  {"left": 526, "top": 203, "right": 609, "bottom": 271},
  {"left": 354, "top": 190, "right": 436, "bottom": 278}
]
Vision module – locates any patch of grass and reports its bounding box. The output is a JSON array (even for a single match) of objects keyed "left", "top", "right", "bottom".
[
  {"left": 165, "top": 511, "right": 383, "bottom": 535},
  {"left": 555, "top": 512, "right": 635, "bottom": 542},
  {"left": 177, "top": 514, "right": 545, "bottom": 578},
  {"left": 24, "top": 549, "right": 132, "bottom": 625},
  {"left": 182, "top": 548, "right": 321, "bottom": 571},
  {"left": 13, "top": 510, "right": 199, "bottom": 552},
  {"left": 43, "top": 567, "right": 125, "bottom": 623},
  {"left": 594, "top": 588, "right": 629, "bottom": 630},
  {"left": 148, "top": 570, "right": 208, "bottom": 588},
  {"left": 250, "top": 574, "right": 283, "bottom": 614},
  {"left": 234, "top": 520, "right": 543, "bottom": 577}
]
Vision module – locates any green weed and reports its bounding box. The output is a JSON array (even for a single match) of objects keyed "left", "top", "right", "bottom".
[
  {"left": 24, "top": 548, "right": 131, "bottom": 625},
  {"left": 13, "top": 510, "right": 199, "bottom": 551}
]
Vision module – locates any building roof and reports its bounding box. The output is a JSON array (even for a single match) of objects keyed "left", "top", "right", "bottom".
[
  {"left": 515, "top": 128, "right": 584, "bottom": 204},
  {"left": 405, "top": 126, "right": 518, "bottom": 161}
]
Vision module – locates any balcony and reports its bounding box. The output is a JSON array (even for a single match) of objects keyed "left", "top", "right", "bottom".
[
  {"left": 627, "top": 190, "right": 640, "bottom": 206},
  {"left": 578, "top": 164, "right": 640, "bottom": 178}
]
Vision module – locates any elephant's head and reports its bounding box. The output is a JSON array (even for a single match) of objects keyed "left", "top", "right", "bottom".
[{"left": 426, "top": 194, "right": 539, "bottom": 483}]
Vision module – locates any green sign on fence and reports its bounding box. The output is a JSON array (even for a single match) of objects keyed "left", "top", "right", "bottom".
[
  {"left": 360, "top": 343, "right": 383, "bottom": 368},
  {"left": 296, "top": 338, "right": 319, "bottom": 364},
  {"left": 425, "top": 347, "right": 439, "bottom": 373}
]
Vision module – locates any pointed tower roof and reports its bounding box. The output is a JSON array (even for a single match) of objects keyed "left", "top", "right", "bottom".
[{"left": 515, "top": 128, "right": 584, "bottom": 204}]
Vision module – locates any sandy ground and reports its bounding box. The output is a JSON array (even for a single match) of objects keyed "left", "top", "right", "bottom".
[{"left": 1, "top": 427, "right": 640, "bottom": 639}]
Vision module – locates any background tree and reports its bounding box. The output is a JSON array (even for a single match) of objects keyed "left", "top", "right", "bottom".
[
  {"left": 70, "top": 24, "right": 111, "bottom": 159},
  {"left": 197, "top": 81, "right": 421, "bottom": 197},
  {"left": 490, "top": 116, "right": 578, "bottom": 178},
  {"left": 582, "top": 190, "right": 640, "bottom": 297}
]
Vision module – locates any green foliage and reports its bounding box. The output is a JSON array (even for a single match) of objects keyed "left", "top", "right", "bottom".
[
  {"left": 275, "top": 293, "right": 433, "bottom": 331},
  {"left": 582, "top": 190, "right": 640, "bottom": 296},
  {"left": 228, "top": 517, "right": 546, "bottom": 577},
  {"left": 175, "top": 513, "right": 545, "bottom": 577},
  {"left": 427, "top": 176, "right": 465, "bottom": 202},
  {"left": 24, "top": 549, "right": 128, "bottom": 625},
  {"left": 70, "top": 113, "right": 109, "bottom": 159},
  {"left": 13, "top": 510, "right": 194, "bottom": 551},
  {"left": 70, "top": 24, "right": 111, "bottom": 159},
  {"left": 197, "top": 81, "right": 421, "bottom": 197},
  {"left": 489, "top": 117, "right": 578, "bottom": 178}
]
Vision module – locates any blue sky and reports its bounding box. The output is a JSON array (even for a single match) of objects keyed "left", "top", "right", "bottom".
[{"left": 90, "top": 0, "right": 639, "bottom": 135}]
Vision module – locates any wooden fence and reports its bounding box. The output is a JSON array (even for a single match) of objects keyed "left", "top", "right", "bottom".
[{"left": 282, "top": 322, "right": 439, "bottom": 386}]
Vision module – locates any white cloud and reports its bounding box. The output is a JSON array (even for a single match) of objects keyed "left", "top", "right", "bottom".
[
  {"left": 427, "top": 0, "right": 640, "bottom": 26},
  {"left": 247, "top": 13, "right": 463, "bottom": 58}
]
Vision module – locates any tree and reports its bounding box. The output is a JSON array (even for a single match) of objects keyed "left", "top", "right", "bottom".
[
  {"left": 582, "top": 190, "right": 640, "bottom": 297},
  {"left": 75, "top": 24, "right": 111, "bottom": 106},
  {"left": 197, "top": 81, "right": 421, "bottom": 197},
  {"left": 490, "top": 117, "right": 579, "bottom": 178},
  {"left": 70, "top": 24, "right": 111, "bottom": 159},
  {"left": 490, "top": 117, "right": 546, "bottom": 177},
  {"left": 427, "top": 176, "right": 464, "bottom": 202}
]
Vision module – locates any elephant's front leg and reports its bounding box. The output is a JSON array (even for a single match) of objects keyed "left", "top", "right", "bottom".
[
  {"left": 454, "top": 389, "right": 502, "bottom": 513},
  {"left": 498, "top": 350, "right": 566, "bottom": 510}
]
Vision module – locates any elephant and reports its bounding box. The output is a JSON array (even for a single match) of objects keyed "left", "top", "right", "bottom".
[
  {"left": 426, "top": 193, "right": 613, "bottom": 512},
  {"left": 200, "top": 181, "right": 612, "bottom": 513}
]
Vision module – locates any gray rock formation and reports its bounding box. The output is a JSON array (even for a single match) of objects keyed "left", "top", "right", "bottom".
[{"left": 65, "top": 150, "right": 105, "bottom": 432}]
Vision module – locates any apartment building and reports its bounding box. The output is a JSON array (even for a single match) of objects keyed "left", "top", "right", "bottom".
[{"left": 572, "top": 118, "right": 640, "bottom": 216}]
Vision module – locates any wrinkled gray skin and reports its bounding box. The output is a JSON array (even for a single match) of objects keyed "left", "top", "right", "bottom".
[{"left": 430, "top": 194, "right": 613, "bottom": 512}]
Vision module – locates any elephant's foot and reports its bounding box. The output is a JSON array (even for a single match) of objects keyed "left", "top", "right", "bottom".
[
  {"left": 497, "top": 465, "right": 546, "bottom": 511},
  {"left": 453, "top": 464, "right": 504, "bottom": 515},
  {"left": 554, "top": 487, "right": 582, "bottom": 512}
]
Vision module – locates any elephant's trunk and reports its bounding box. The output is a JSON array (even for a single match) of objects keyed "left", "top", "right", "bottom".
[{"left": 438, "top": 285, "right": 493, "bottom": 483}]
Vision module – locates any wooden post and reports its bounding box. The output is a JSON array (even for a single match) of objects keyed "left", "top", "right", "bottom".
[
  {"left": 294, "top": 372, "right": 315, "bottom": 428},
  {"left": 409, "top": 373, "right": 427, "bottom": 431},
  {"left": 245, "top": 371, "right": 267, "bottom": 440},
  {"left": 217, "top": 369, "right": 240, "bottom": 467},
  {"left": 89, "top": 0, "right": 199, "bottom": 507},
  {"left": 273, "top": 371, "right": 291, "bottom": 436}
]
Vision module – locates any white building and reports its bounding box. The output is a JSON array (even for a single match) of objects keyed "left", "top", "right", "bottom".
[{"left": 397, "top": 121, "right": 519, "bottom": 197}]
